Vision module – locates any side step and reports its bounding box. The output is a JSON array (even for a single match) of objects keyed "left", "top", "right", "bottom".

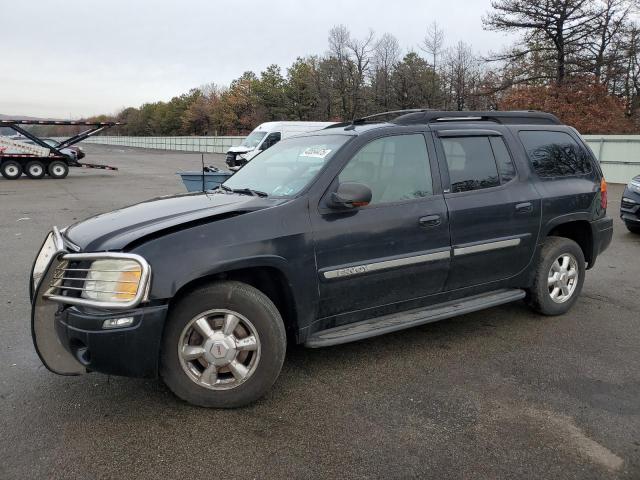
[{"left": 305, "top": 289, "right": 526, "bottom": 348}]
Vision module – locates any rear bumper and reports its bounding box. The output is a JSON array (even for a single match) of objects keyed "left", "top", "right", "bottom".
[
  {"left": 588, "top": 216, "right": 613, "bottom": 269},
  {"left": 54, "top": 304, "right": 168, "bottom": 378}
]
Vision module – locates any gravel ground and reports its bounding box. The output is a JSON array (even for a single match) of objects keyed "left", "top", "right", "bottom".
[{"left": 1, "top": 144, "right": 638, "bottom": 479}]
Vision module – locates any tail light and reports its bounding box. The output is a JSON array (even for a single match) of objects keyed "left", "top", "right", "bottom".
[{"left": 600, "top": 178, "right": 608, "bottom": 210}]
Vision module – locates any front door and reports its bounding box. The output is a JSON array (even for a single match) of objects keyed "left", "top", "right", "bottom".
[
  {"left": 434, "top": 129, "right": 541, "bottom": 290},
  {"left": 311, "top": 132, "right": 451, "bottom": 320}
]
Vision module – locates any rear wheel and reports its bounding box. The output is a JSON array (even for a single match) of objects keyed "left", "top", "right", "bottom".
[
  {"left": 160, "top": 281, "right": 286, "bottom": 408},
  {"left": 1, "top": 160, "right": 23, "bottom": 179},
  {"left": 526, "top": 236, "right": 585, "bottom": 316},
  {"left": 48, "top": 161, "right": 69, "bottom": 179},
  {"left": 25, "top": 161, "right": 46, "bottom": 179},
  {"left": 625, "top": 222, "right": 640, "bottom": 234}
]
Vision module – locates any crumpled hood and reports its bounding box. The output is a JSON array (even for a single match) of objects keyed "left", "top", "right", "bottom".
[
  {"left": 65, "top": 191, "right": 280, "bottom": 251},
  {"left": 228, "top": 145, "right": 254, "bottom": 154}
]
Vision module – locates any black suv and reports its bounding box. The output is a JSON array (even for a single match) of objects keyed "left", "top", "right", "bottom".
[{"left": 30, "top": 110, "right": 613, "bottom": 407}]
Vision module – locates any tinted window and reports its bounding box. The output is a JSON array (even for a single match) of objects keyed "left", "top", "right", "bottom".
[
  {"left": 339, "top": 134, "right": 432, "bottom": 204},
  {"left": 490, "top": 136, "right": 517, "bottom": 183},
  {"left": 519, "top": 130, "right": 592, "bottom": 177},
  {"left": 441, "top": 136, "right": 500, "bottom": 193}
]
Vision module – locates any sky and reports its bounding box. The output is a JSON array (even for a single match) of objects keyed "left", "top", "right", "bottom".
[{"left": 0, "top": 0, "right": 514, "bottom": 118}]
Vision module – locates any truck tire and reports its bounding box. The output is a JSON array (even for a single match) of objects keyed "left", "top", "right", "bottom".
[
  {"left": 160, "top": 281, "right": 287, "bottom": 408},
  {"left": 625, "top": 222, "right": 640, "bottom": 234},
  {"left": 48, "top": 161, "right": 69, "bottom": 179},
  {"left": 25, "top": 161, "right": 46, "bottom": 179},
  {"left": 526, "top": 236, "right": 585, "bottom": 316},
  {"left": 1, "top": 160, "right": 23, "bottom": 179}
]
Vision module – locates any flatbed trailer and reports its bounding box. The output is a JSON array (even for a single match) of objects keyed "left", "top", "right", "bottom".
[{"left": 0, "top": 119, "right": 123, "bottom": 179}]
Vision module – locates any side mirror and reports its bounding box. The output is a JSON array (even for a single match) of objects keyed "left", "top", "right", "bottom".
[{"left": 328, "top": 182, "right": 372, "bottom": 209}]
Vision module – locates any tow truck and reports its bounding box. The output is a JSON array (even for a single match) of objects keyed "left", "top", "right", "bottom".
[{"left": 0, "top": 119, "right": 123, "bottom": 179}]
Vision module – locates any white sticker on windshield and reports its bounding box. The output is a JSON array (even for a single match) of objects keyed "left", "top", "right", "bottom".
[{"left": 301, "top": 147, "right": 332, "bottom": 158}]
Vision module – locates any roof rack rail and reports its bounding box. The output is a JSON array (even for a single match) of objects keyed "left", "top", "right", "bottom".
[
  {"left": 325, "top": 109, "right": 430, "bottom": 130},
  {"left": 392, "top": 110, "right": 562, "bottom": 126},
  {"left": 0, "top": 120, "right": 123, "bottom": 126}
]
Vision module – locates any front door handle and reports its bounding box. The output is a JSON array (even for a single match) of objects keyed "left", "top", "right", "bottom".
[
  {"left": 419, "top": 215, "right": 441, "bottom": 227},
  {"left": 515, "top": 202, "right": 533, "bottom": 213}
]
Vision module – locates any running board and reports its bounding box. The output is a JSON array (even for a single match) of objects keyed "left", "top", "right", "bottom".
[{"left": 305, "top": 288, "right": 526, "bottom": 348}]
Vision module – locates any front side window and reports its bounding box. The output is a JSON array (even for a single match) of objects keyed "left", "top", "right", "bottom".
[
  {"left": 224, "top": 134, "right": 350, "bottom": 197},
  {"left": 338, "top": 134, "right": 433, "bottom": 205},
  {"left": 519, "top": 130, "right": 593, "bottom": 178},
  {"left": 441, "top": 136, "right": 501, "bottom": 193},
  {"left": 261, "top": 132, "right": 281, "bottom": 150}
]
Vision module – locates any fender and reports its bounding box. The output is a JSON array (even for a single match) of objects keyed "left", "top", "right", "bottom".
[{"left": 539, "top": 211, "right": 593, "bottom": 242}]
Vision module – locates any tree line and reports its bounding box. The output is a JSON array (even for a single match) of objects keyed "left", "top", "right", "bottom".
[{"left": 43, "top": 0, "right": 640, "bottom": 136}]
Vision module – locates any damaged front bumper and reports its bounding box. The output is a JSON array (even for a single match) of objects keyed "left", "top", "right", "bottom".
[{"left": 30, "top": 228, "right": 165, "bottom": 377}]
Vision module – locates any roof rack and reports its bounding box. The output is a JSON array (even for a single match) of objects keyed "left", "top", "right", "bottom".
[
  {"left": 392, "top": 110, "right": 562, "bottom": 126},
  {"left": 0, "top": 120, "right": 123, "bottom": 126},
  {"left": 324, "top": 110, "right": 563, "bottom": 130},
  {"left": 325, "top": 109, "right": 430, "bottom": 130}
]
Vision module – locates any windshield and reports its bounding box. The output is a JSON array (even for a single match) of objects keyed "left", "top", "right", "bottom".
[
  {"left": 241, "top": 131, "right": 268, "bottom": 148},
  {"left": 223, "top": 135, "right": 350, "bottom": 197},
  {"left": 44, "top": 139, "right": 60, "bottom": 147}
]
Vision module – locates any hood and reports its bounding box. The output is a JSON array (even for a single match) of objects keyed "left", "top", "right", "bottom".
[
  {"left": 65, "top": 191, "right": 281, "bottom": 251},
  {"left": 228, "top": 145, "right": 254, "bottom": 154}
]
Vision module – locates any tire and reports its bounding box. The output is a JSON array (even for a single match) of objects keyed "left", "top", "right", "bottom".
[
  {"left": 48, "top": 160, "right": 69, "bottom": 179},
  {"left": 526, "top": 236, "right": 586, "bottom": 316},
  {"left": 1, "top": 160, "right": 23, "bottom": 179},
  {"left": 25, "top": 161, "right": 46, "bottom": 179},
  {"left": 625, "top": 222, "right": 640, "bottom": 234},
  {"left": 160, "top": 281, "right": 287, "bottom": 408}
]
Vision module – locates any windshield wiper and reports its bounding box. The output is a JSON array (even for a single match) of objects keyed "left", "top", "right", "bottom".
[
  {"left": 213, "top": 184, "right": 233, "bottom": 193},
  {"left": 231, "top": 188, "right": 269, "bottom": 197}
]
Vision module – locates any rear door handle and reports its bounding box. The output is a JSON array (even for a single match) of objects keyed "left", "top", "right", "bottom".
[
  {"left": 419, "top": 215, "right": 441, "bottom": 227},
  {"left": 515, "top": 202, "right": 533, "bottom": 213}
]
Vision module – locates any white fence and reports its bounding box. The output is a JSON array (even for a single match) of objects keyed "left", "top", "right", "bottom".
[
  {"left": 83, "top": 134, "right": 640, "bottom": 184},
  {"left": 583, "top": 135, "right": 640, "bottom": 184},
  {"left": 83, "top": 135, "right": 246, "bottom": 154}
]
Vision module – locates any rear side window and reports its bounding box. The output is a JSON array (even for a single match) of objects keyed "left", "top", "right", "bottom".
[
  {"left": 441, "top": 136, "right": 516, "bottom": 193},
  {"left": 519, "top": 131, "right": 592, "bottom": 177}
]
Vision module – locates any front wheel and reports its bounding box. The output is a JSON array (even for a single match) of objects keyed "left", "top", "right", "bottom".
[
  {"left": 160, "top": 281, "right": 286, "bottom": 408},
  {"left": 526, "top": 236, "right": 586, "bottom": 316},
  {"left": 625, "top": 221, "right": 640, "bottom": 234}
]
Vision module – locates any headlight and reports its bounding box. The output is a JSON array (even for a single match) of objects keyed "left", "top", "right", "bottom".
[
  {"left": 628, "top": 180, "right": 640, "bottom": 194},
  {"left": 81, "top": 259, "right": 144, "bottom": 303}
]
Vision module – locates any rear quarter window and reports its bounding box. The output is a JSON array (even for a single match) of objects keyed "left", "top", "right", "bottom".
[{"left": 519, "top": 130, "right": 593, "bottom": 178}]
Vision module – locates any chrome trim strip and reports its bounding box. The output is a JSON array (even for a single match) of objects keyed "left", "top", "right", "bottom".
[
  {"left": 454, "top": 238, "right": 521, "bottom": 256},
  {"left": 323, "top": 250, "right": 450, "bottom": 279},
  {"left": 43, "top": 252, "right": 151, "bottom": 310}
]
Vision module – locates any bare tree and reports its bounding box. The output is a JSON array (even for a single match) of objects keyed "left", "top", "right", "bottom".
[
  {"left": 484, "top": 0, "right": 602, "bottom": 84},
  {"left": 346, "top": 30, "right": 376, "bottom": 118},
  {"left": 373, "top": 33, "right": 401, "bottom": 110},
  {"left": 422, "top": 21, "right": 445, "bottom": 105}
]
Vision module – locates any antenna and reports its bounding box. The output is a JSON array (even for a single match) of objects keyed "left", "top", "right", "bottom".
[{"left": 201, "top": 154, "right": 206, "bottom": 192}]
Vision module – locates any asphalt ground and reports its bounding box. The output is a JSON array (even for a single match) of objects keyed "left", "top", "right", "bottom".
[{"left": 1, "top": 144, "right": 639, "bottom": 479}]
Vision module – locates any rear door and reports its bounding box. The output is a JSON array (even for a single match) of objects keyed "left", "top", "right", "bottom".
[
  {"left": 433, "top": 127, "right": 541, "bottom": 290},
  {"left": 311, "top": 130, "right": 451, "bottom": 319}
]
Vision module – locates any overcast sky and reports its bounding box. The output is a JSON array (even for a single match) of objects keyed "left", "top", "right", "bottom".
[{"left": 1, "top": 0, "right": 513, "bottom": 118}]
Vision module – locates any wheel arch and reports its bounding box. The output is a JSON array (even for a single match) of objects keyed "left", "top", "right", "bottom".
[
  {"left": 167, "top": 262, "right": 300, "bottom": 340},
  {"left": 542, "top": 216, "right": 593, "bottom": 267}
]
